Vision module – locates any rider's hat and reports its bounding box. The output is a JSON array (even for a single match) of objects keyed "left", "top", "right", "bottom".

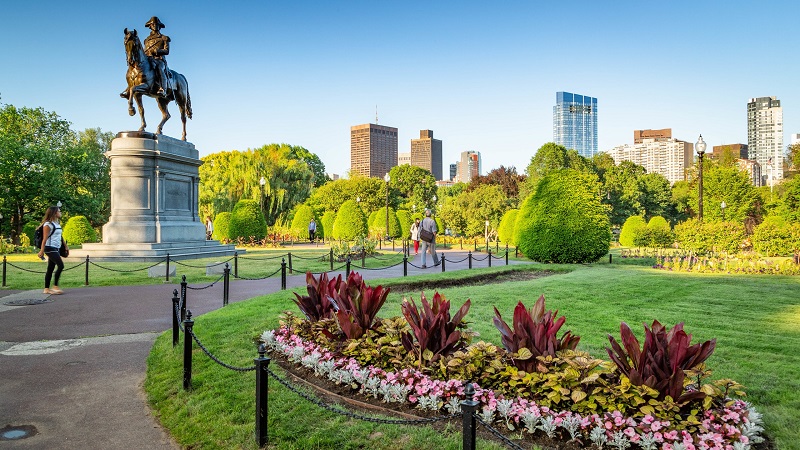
[{"left": 145, "top": 16, "right": 166, "bottom": 30}]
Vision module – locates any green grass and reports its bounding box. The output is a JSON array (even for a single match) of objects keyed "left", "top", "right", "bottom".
[
  {"left": 0, "top": 247, "right": 405, "bottom": 291},
  {"left": 146, "top": 262, "right": 800, "bottom": 449}
]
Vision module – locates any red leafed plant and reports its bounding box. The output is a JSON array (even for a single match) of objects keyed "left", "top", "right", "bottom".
[
  {"left": 400, "top": 292, "right": 471, "bottom": 368},
  {"left": 330, "top": 272, "right": 390, "bottom": 340},
  {"left": 292, "top": 272, "right": 342, "bottom": 321},
  {"left": 606, "top": 320, "right": 717, "bottom": 403},
  {"left": 493, "top": 295, "right": 580, "bottom": 373}
]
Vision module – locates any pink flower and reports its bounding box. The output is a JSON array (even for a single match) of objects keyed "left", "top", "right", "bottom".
[{"left": 624, "top": 427, "right": 636, "bottom": 438}]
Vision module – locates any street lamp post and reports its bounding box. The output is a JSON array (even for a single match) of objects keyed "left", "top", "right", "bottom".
[
  {"left": 721, "top": 201, "right": 726, "bottom": 222},
  {"left": 696, "top": 135, "right": 706, "bottom": 221},
  {"left": 485, "top": 220, "right": 490, "bottom": 249},
  {"left": 259, "top": 177, "right": 266, "bottom": 217},
  {"left": 384, "top": 173, "right": 391, "bottom": 241}
]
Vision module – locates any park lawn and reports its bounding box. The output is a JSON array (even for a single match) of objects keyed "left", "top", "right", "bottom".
[
  {"left": 0, "top": 247, "right": 404, "bottom": 291},
  {"left": 146, "top": 263, "right": 800, "bottom": 449}
]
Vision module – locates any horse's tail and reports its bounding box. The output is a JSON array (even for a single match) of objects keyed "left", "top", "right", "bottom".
[{"left": 185, "top": 89, "right": 193, "bottom": 120}]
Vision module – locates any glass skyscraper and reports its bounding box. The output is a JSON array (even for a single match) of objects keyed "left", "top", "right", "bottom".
[{"left": 553, "top": 92, "right": 598, "bottom": 158}]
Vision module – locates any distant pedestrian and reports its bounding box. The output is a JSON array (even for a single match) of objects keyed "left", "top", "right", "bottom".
[
  {"left": 420, "top": 209, "right": 439, "bottom": 268},
  {"left": 410, "top": 218, "right": 421, "bottom": 255},
  {"left": 308, "top": 219, "right": 316, "bottom": 242},
  {"left": 37, "top": 206, "right": 67, "bottom": 295},
  {"left": 206, "top": 216, "right": 214, "bottom": 240}
]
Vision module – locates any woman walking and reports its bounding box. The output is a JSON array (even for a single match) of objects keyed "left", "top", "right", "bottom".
[
  {"left": 37, "top": 206, "right": 67, "bottom": 295},
  {"left": 410, "top": 218, "right": 421, "bottom": 255}
]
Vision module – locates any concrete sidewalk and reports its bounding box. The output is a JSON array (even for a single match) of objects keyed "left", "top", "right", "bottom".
[{"left": 0, "top": 249, "right": 523, "bottom": 449}]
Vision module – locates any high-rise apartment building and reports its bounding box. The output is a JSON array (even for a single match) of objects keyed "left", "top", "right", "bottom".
[
  {"left": 455, "top": 151, "right": 481, "bottom": 183},
  {"left": 747, "top": 96, "right": 783, "bottom": 185},
  {"left": 606, "top": 138, "right": 693, "bottom": 185},
  {"left": 553, "top": 91, "right": 598, "bottom": 158},
  {"left": 634, "top": 129, "right": 671, "bottom": 144},
  {"left": 350, "top": 123, "right": 398, "bottom": 178},
  {"left": 410, "top": 130, "right": 443, "bottom": 180},
  {"left": 449, "top": 164, "right": 457, "bottom": 181},
  {"left": 791, "top": 133, "right": 800, "bottom": 146},
  {"left": 398, "top": 152, "right": 411, "bottom": 165}
]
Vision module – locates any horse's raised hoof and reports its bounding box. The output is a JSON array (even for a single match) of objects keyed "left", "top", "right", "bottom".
[
  {"left": 181, "top": 134, "right": 186, "bottom": 141},
  {"left": 119, "top": 92, "right": 127, "bottom": 98},
  {"left": 156, "top": 128, "right": 163, "bottom": 135},
  {"left": 138, "top": 126, "right": 146, "bottom": 132},
  {"left": 128, "top": 108, "right": 135, "bottom": 116}
]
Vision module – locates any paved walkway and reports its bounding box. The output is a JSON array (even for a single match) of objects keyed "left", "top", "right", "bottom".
[{"left": 0, "top": 248, "right": 524, "bottom": 449}]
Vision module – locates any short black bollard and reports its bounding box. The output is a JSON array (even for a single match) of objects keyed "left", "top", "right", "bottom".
[
  {"left": 379, "top": 239, "right": 382, "bottom": 250},
  {"left": 515, "top": 246, "right": 519, "bottom": 258},
  {"left": 361, "top": 251, "right": 365, "bottom": 268},
  {"left": 84, "top": 255, "right": 90, "bottom": 286},
  {"left": 505, "top": 246, "right": 509, "bottom": 266},
  {"left": 468, "top": 251, "right": 472, "bottom": 269},
  {"left": 346, "top": 256, "right": 351, "bottom": 278},
  {"left": 165, "top": 253, "right": 171, "bottom": 282},
  {"left": 496, "top": 241, "right": 499, "bottom": 253},
  {"left": 461, "top": 383, "right": 480, "bottom": 450},
  {"left": 234, "top": 251, "right": 239, "bottom": 278},
  {"left": 280, "top": 258, "right": 287, "bottom": 290},
  {"left": 441, "top": 255, "right": 446, "bottom": 273},
  {"left": 392, "top": 239, "right": 395, "bottom": 252},
  {"left": 329, "top": 248, "right": 334, "bottom": 271},
  {"left": 171, "top": 289, "right": 179, "bottom": 347},
  {"left": 2, "top": 255, "right": 7, "bottom": 287},
  {"left": 180, "top": 275, "right": 187, "bottom": 322},
  {"left": 255, "top": 344, "right": 270, "bottom": 447},
  {"left": 488, "top": 250, "right": 492, "bottom": 267},
  {"left": 288, "top": 252, "right": 293, "bottom": 274},
  {"left": 403, "top": 256, "right": 407, "bottom": 276},
  {"left": 474, "top": 241, "right": 477, "bottom": 252},
  {"left": 183, "top": 310, "right": 194, "bottom": 390},
  {"left": 609, "top": 253, "right": 613, "bottom": 264},
  {"left": 223, "top": 263, "right": 230, "bottom": 306}
]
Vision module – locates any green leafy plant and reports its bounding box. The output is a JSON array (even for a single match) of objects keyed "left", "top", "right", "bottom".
[
  {"left": 331, "top": 200, "right": 367, "bottom": 240},
  {"left": 493, "top": 295, "right": 580, "bottom": 373},
  {"left": 620, "top": 215, "right": 646, "bottom": 247},
  {"left": 330, "top": 272, "right": 390, "bottom": 340},
  {"left": 290, "top": 204, "right": 317, "bottom": 239},
  {"left": 62, "top": 215, "right": 98, "bottom": 245},
  {"left": 400, "top": 292, "right": 472, "bottom": 368},
  {"left": 606, "top": 320, "right": 716, "bottom": 403},
  {"left": 229, "top": 199, "right": 267, "bottom": 241},
  {"left": 212, "top": 212, "right": 231, "bottom": 241},
  {"left": 293, "top": 272, "right": 342, "bottom": 322}
]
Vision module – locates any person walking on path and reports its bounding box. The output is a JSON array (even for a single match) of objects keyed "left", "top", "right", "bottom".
[
  {"left": 205, "top": 216, "right": 213, "bottom": 240},
  {"left": 37, "top": 206, "right": 67, "bottom": 295},
  {"left": 419, "top": 209, "right": 439, "bottom": 268},
  {"left": 308, "top": 219, "right": 317, "bottom": 242},
  {"left": 410, "top": 218, "right": 421, "bottom": 255}
]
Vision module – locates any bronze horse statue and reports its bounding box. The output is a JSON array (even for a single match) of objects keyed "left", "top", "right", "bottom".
[{"left": 120, "top": 28, "right": 192, "bottom": 140}]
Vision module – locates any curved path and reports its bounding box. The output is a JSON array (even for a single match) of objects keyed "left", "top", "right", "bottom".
[{"left": 0, "top": 248, "right": 525, "bottom": 449}]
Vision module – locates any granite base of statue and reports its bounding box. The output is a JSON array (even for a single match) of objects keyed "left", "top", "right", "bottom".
[{"left": 80, "top": 132, "right": 238, "bottom": 261}]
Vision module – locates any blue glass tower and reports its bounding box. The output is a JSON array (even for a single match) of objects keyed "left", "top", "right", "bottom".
[{"left": 553, "top": 92, "right": 598, "bottom": 158}]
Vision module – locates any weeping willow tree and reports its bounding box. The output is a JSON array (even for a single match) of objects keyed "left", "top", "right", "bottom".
[{"left": 199, "top": 144, "right": 317, "bottom": 226}]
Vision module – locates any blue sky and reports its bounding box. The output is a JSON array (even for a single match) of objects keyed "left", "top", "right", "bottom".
[{"left": 1, "top": 1, "right": 797, "bottom": 177}]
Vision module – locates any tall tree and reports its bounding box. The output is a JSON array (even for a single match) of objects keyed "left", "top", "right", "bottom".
[
  {"left": 290, "top": 146, "right": 329, "bottom": 187},
  {"left": 61, "top": 128, "right": 113, "bottom": 227},
  {"left": 387, "top": 165, "right": 436, "bottom": 212},
  {"left": 688, "top": 165, "right": 759, "bottom": 223},
  {"left": 603, "top": 161, "right": 646, "bottom": 226},
  {"left": 467, "top": 165, "right": 526, "bottom": 206},
  {"left": 637, "top": 172, "right": 676, "bottom": 222}
]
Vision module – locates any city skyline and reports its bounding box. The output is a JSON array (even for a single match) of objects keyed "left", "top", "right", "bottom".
[{"left": 1, "top": 2, "right": 799, "bottom": 178}]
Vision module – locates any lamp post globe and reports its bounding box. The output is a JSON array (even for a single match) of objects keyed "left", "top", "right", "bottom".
[
  {"left": 721, "top": 200, "right": 727, "bottom": 222},
  {"left": 696, "top": 135, "right": 706, "bottom": 221},
  {"left": 259, "top": 177, "right": 266, "bottom": 216}
]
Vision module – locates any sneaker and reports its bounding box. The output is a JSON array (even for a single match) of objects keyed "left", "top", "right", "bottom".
[
  {"left": 421, "top": 264, "right": 427, "bottom": 269},
  {"left": 51, "top": 286, "right": 64, "bottom": 295},
  {"left": 43, "top": 288, "right": 53, "bottom": 295}
]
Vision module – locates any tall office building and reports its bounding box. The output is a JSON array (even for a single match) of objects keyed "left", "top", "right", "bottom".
[
  {"left": 455, "top": 151, "right": 481, "bottom": 183},
  {"left": 711, "top": 144, "right": 748, "bottom": 160},
  {"left": 747, "top": 97, "right": 783, "bottom": 184},
  {"left": 553, "top": 91, "right": 598, "bottom": 157},
  {"left": 449, "top": 163, "right": 457, "bottom": 181},
  {"left": 350, "top": 123, "right": 398, "bottom": 178},
  {"left": 410, "top": 130, "right": 443, "bottom": 180}
]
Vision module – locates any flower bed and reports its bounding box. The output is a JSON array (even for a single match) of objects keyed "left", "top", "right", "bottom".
[{"left": 653, "top": 255, "right": 800, "bottom": 275}]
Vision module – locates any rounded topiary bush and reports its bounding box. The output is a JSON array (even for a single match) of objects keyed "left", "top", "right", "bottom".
[
  {"left": 619, "top": 215, "right": 647, "bottom": 247},
  {"left": 62, "top": 215, "right": 97, "bottom": 245},
  {"left": 229, "top": 199, "right": 266, "bottom": 241},
  {"left": 212, "top": 212, "right": 232, "bottom": 241},
  {"left": 395, "top": 209, "right": 411, "bottom": 238},
  {"left": 290, "top": 204, "right": 317, "bottom": 239},
  {"left": 498, "top": 209, "right": 519, "bottom": 246},
  {"left": 753, "top": 216, "right": 800, "bottom": 257},
  {"left": 645, "top": 216, "right": 674, "bottom": 248},
  {"left": 332, "top": 200, "right": 367, "bottom": 240},
  {"left": 321, "top": 211, "right": 335, "bottom": 240},
  {"left": 371, "top": 208, "right": 402, "bottom": 238},
  {"left": 515, "top": 169, "right": 610, "bottom": 263},
  {"left": 22, "top": 221, "right": 39, "bottom": 245}
]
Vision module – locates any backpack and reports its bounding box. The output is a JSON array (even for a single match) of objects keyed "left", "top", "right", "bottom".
[{"left": 33, "top": 222, "right": 52, "bottom": 248}]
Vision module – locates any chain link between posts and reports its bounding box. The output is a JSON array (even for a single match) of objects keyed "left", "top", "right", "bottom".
[
  {"left": 185, "top": 273, "right": 225, "bottom": 290},
  {"left": 475, "top": 415, "right": 527, "bottom": 450}
]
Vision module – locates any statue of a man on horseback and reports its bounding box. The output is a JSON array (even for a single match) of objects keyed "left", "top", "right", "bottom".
[{"left": 121, "top": 16, "right": 192, "bottom": 140}]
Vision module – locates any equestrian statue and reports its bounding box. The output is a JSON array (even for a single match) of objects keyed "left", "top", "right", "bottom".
[{"left": 120, "top": 16, "right": 192, "bottom": 140}]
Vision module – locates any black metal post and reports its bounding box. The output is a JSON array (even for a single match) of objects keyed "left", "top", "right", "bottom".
[
  {"left": 441, "top": 255, "right": 446, "bottom": 273},
  {"left": 379, "top": 239, "right": 382, "bottom": 250},
  {"left": 346, "top": 256, "right": 351, "bottom": 278},
  {"left": 496, "top": 241, "right": 499, "bottom": 253},
  {"left": 280, "top": 258, "right": 286, "bottom": 290},
  {"left": 234, "top": 251, "right": 239, "bottom": 278},
  {"left": 361, "top": 251, "right": 365, "bottom": 268},
  {"left": 288, "top": 252, "right": 293, "bottom": 274},
  {"left": 330, "top": 249, "right": 334, "bottom": 271},
  {"left": 505, "top": 246, "right": 509, "bottom": 266},
  {"left": 392, "top": 239, "right": 395, "bottom": 252},
  {"left": 461, "top": 383, "right": 479, "bottom": 450},
  {"left": 223, "top": 263, "right": 230, "bottom": 306},
  {"left": 3, "top": 255, "right": 7, "bottom": 287},
  {"left": 460, "top": 238, "right": 463, "bottom": 250},
  {"left": 515, "top": 246, "right": 519, "bottom": 258},
  {"left": 488, "top": 250, "right": 492, "bottom": 267},
  {"left": 609, "top": 253, "right": 613, "bottom": 264},
  {"left": 171, "top": 289, "right": 179, "bottom": 347},
  {"left": 468, "top": 251, "right": 472, "bottom": 269},
  {"left": 165, "top": 253, "right": 171, "bottom": 282},
  {"left": 183, "top": 310, "right": 194, "bottom": 390},
  {"left": 474, "top": 241, "right": 477, "bottom": 252},
  {"left": 84, "top": 255, "right": 89, "bottom": 286},
  {"left": 698, "top": 152, "right": 704, "bottom": 221},
  {"left": 403, "top": 255, "right": 407, "bottom": 276},
  {"left": 255, "top": 344, "right": 270, "bottom": 447},
  {"left": 180, "top": 275, "right": 187, "bottom": 322}
]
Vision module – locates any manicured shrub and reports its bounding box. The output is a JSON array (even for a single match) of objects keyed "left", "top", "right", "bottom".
[
  {"left": 752, "top": 216, "right": 800, "bottom": 256},
  {"left": 62, "top": 215, "right": 97, "bottom": 245},
  {"left": 498, "top": 209, "right": 519, "bottom": 246},
  {"left": 395, "top": 209, "right": 411, "bottom": 238},
  {"left": 321, "top": 211, "right": 335, "bottom": 240},
  {"left": 229, "top": 199, "right": 266, "bottom": 241},
  {"left": 331, "top": 200, "right": 367, "bottom": 240},
  {"left": 619, "top": 215, "right": 646, "bottom": 247},
  {"left": 515, "top": 169, "right": 611, "bottom": 263},
  {"left": 675, "top": 218, "right": 746, "bottom": 254},
  {"left": 22, "top": 221, "right": 39, "bottom": 245},
  {"left": 434, "top": 216, "right": 444, "bottom": 235},
  {"left": 290, "top": 204, "right": 316, "bottom": 239},
  {"left": 645, "top": 216, "right": 674, "bottom": 248},
  {"left": 212, "top": 212, "right": 231, "bottom": 241},
  {"left": 367, "top": 210, "right": 380, "bottom": 229},
  {"left": 371, "top": 208, "right": 402, "bottom": 238}
]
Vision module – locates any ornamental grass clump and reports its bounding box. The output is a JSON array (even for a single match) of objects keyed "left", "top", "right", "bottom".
[
  {"left": 606, "top": 320, "right": 716, "bottom": 404},
  {"left": 493, "top": 295, "right": 580, "bottom": 373},
  {"left": 400, "top": 292, "right": 472, "bottom": 369}
]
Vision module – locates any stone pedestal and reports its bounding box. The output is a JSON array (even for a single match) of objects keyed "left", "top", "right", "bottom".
[{"left": 81, "top": 132, "right": 238, "bottom": 261}]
